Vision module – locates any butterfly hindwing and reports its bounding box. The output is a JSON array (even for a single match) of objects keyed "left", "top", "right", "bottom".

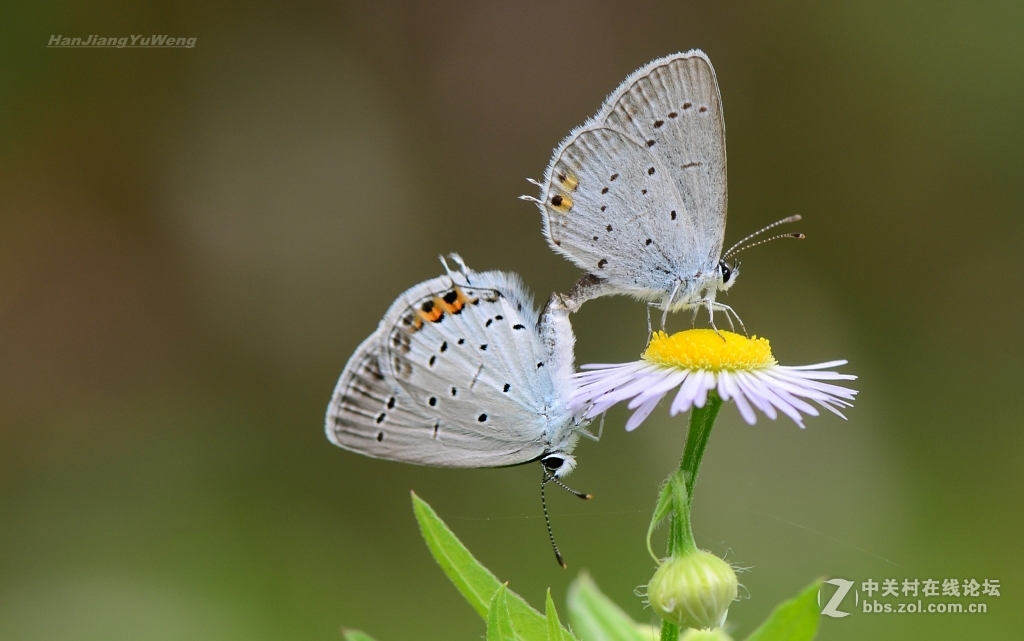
[
  {"left": 383, "top": 271, "right": 554, "bottom": 455},
  {"left": 327, "top": 262, "right": 579, "bottom": 469},
  {"left": 543, "top": 126, "right": 691, "bottom": 297}
]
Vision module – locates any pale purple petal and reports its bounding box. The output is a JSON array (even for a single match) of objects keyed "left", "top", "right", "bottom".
[
  {"left": 773, "top": 369, "right": 858, "bottom": 397},
  {"left": 784, "top": 359, "right": 848, "bottom": 370},
  {"left": 720, "top": 372, "right": 757, "bottom": 425},
  {"left": 692, "top": 371, "right": 711, "bottom": 408},
  {"left": 734, "top": 371, "right": 778, "bottom": 420},
  {"left": 625, "top": 395, "right": 662, "bottom": 431},
  {"left": 629, "top": 370, "right": 689, "bottom": 409},
  {"left": 670, "top": 370, "right": 703, "bottom": 416},
  {"left": 752, "top": 371, "right": 819, "bottom": 416},
  {"left": 578, "top": 362, "right": 645, "bottom": 371}
]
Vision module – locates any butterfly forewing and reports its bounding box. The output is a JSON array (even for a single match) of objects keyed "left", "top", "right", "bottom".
[
  {"left": 537, "top": 50, "right": 728, "bottom": 302},
  {"left": 600, "top": 52, "right": 727, "bottom": 261}
]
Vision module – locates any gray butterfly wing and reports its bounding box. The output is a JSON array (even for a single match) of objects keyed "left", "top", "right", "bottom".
[
  {"left": 327, "top": 266, "right": 576, "bottom": 468},
  {"left": 538, "top": 51, "right": 727, "bottom": 299},
  {"left": 382, "top": 270, "right": 566, "bottom": 467},
  {"left": 326, "top": 331, "right": 451, "bottom": 464}
]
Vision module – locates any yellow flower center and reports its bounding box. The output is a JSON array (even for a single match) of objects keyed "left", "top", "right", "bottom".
[{"left": 642, "top": 329, "right": 776, "bottom": 371}]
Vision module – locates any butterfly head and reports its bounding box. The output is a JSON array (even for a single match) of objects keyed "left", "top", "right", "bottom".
[
  {"left": 541, "top": 453, "right": 577, "bottom": 478},
  {"left": 717, "top": 258, "right": 739, "bottom": 292}
]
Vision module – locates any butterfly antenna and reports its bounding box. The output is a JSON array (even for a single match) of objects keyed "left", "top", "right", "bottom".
[
  {"left": 723, "top": 232, "right": 805, "bottom": 259},
  {"left": 544, "top": 470, "right": 593, "bottom": 500},
  {"left": 540, "top": 472, "right": 567, "bottom": 568},
  {"left": 723, "top": 215, "right": 802, "bottom": 259}
]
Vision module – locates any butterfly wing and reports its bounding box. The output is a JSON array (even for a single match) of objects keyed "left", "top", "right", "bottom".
[
  {"left": 537, "top": 51, "right": 727, "bottom": 300},
  {"left": 327, "top": 265, "right": 574, "bottom": 468}
]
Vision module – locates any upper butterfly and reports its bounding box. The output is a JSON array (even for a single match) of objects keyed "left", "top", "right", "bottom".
[
  {"left": 523, "top": 50, "right": 801, "bottom": 328},
  {"left": 326, "top": 255, "right": 586, "bottom": 480}
]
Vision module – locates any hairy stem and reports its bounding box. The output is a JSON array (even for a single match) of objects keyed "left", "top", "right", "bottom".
[{"left": 660, "top": 392, "right": 723, "bottom": 640}]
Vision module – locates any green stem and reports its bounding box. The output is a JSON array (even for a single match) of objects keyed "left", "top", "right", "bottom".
[
  {"left": 680, "top": 392, "right": 723, "bottom": 506},
  {"left": 660, "top": 392, "right": 723, "bottom": 640}
]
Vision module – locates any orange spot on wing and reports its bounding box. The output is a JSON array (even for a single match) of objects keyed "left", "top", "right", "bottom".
[{"left": 438, "top": 286, "right": 472, "bottom": 314}]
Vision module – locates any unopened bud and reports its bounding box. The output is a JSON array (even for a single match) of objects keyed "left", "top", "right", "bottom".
[{"left": 647, "top": 550, "right": 738, "bottom": 630}]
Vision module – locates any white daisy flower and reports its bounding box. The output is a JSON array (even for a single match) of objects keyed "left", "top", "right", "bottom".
[{"left": 570, "top": 329, "right": 857, "bottom": 430}]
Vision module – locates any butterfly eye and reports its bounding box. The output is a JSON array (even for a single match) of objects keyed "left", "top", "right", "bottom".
[
  {"left": 541, "top": 455, "right": 564, "bottom": 471},
  {"left": 720, "top": 261, "right": 732, "bottom": 284}
]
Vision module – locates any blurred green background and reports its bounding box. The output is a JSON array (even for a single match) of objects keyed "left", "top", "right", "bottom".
[{"left": 1, "top": 1, "right": 1021, "bottom": 639}]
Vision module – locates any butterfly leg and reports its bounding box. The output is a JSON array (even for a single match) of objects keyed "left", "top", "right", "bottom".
[
  {"left": 714, "top": 302, "right": 746, "bottom": 336},
  {"left": 702, "top": 298, "right": 726, "bottom": 339},
  {"left": 660, "top": 280, "right": 683, "bottom": 330},
  {"left": 575, "top": 413, "right": 604, "bottom": 442}
]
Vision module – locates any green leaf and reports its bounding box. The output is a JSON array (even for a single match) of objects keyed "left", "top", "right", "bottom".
[
  {"left": 487, "top": 584, "right": 517, "bottom": 641},
  {"left": 341, "top": 630, "right": 378, "bottom": 641},
  {"left": 744, "top": 580, "right": 823, "bottom": 641},
  {"left": 411, "top": 492, "right": 573, "bottom": 641},
  {"left": 647, "top": 474, "right": 675, "bottom": 562},
  {"left": 566, "top": 572, "right": 649, "bottom": 641},
  {"left": 546, "top": 587, "right": 577, "bottom": 641}
]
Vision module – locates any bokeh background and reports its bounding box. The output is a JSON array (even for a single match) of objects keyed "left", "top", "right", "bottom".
[{"left": 2, "top": 1, "right": 1022, "bottom": 639}]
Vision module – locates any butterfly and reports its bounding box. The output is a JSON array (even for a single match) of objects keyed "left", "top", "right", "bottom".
[
  {"left": 326, "top": 256, "right": 592, "bottom": 565},
  {"left": 523, "top": 51, "right": 801, "bottom": 329}
]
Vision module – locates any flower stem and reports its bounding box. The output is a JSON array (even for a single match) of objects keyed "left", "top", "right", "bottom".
[
  {"left": 660, "top": 392, "right": 723, "bottom": 640},
  {"left": 679, "top": 392, "right": 723, "bottom": 508}
]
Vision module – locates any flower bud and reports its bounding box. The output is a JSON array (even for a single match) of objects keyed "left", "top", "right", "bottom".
[{"left": 647, "top": 550, "right": 738, "bottom": 629}]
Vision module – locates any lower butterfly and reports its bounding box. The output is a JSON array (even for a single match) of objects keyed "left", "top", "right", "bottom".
[{"left": 326, "top": 255, "right": 593, "bottom": 566}]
